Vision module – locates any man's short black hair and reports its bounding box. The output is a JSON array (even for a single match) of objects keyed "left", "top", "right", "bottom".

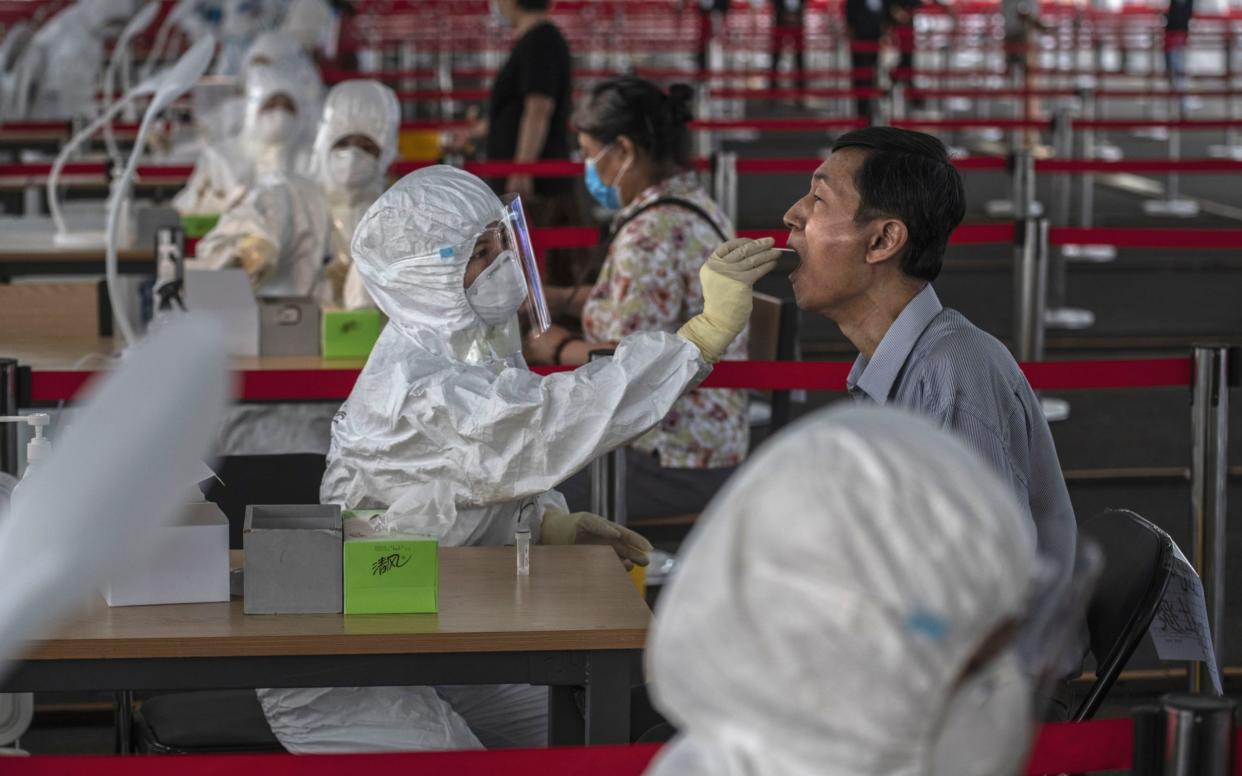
[
  {"left": 515, "top": 0, "right": 551, "bottom": 10},
  {"left": 830, "top": 127, "right": 965, "bottom": 282}
]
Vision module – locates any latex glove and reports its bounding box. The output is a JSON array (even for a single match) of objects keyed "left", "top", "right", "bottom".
[
  {"left": 324, "top": 257, "right": 350, "bottom": 303},
  {"left": 677, "top": 237, "right": 781, "bottom": 363},
  {"left": 236, "top": 235, "right": 276, "bottom": 286},
  {"left": 540, "top": 508, "right": 653, "bottom": 569}
]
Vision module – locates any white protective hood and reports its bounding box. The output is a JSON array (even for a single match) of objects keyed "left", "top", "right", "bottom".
[
  {"left": 312, "top": 79, "right": 400, "bottom": 309},
  {"left": 11, "top": 0, "right": 133, "bottom": 119},
  {"left": 321, "top": 164, "right": 708, "bottom": 546},
  {"left": 646, "top": 405, "right": 1038, "bottom": 776},
  {"left": 242, "top": 31, "right": 324, "bottom": 154}
]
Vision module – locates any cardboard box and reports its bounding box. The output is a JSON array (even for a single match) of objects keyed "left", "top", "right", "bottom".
[
  {"left": 322, "top": 309, "right": 385, "bottom": 360},
  {"left": 342, "top": 511, "right": 438, "bottom": 614},
  {"left": 183, "top": 268, "right": 259, "bottom": 356},
  {"left": 0, "top": 282, "right": 105, "bottom": 340},
  {"left": 260, "top": 298, "right": 321, "bottom": 357},
  {"left": 102, "top": 501, "right": 229, "bottom": 606},
  {"left": 243, "top": 505, "right": 342, "bottom": 614}
]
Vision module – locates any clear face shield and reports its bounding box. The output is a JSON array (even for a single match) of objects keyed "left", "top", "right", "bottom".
[
  {"left": 928, "top": 540, "right": 1103, "bottom": 776},
  {"left": 463, "top": 194, "right": 551, "bottom": 334}
]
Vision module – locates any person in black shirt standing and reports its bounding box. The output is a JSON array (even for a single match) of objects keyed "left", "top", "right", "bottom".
[
  {"left": 1164, "top": 0, "right": 1193, "bottom": 113},
  {"left": 845, "top": 0, "right": 885, "bottom": 121},
  {"left": 485, "top": 0, "right": 573, "bottom": 200},
  {"left": 456, "top": 0, "right": 583, "bottom": 285}
]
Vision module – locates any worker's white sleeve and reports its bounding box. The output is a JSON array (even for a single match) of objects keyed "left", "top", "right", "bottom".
[
  {"left": 171, "top": 157, "right": 214, "bottom": 214},
  {"left": 194, "top": 183, "right": 288, "bottom": 269},
  {"left": 341, "top": 264, "right": 375, "bottom": 310},
  {"left": 448, "top": 331, "right": 704, "bottom": 505},
  {"left": 369, "top": 332, "right": 705, "bottom": 543}
]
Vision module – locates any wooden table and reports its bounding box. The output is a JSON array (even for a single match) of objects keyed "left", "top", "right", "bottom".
[{"left": 0, "top": 546, "right": 649, "bottom": 745}]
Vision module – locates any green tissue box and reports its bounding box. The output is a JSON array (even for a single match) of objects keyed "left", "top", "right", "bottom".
[
  {"left": 322, "top": 309, "right": 385, "bottom": 359},
  {"left": 181, "top": 213, "right": 220, "bottom": 239},
  {"left": 343, "top": 510, "right": 438, "bottom": 614}
]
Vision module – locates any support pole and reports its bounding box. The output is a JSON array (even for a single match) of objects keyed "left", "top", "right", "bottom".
[
  {"left": 1188, "top": 345, "right": 1234, "bottom": 693},
  {"left": 0, "top": 359, "right": 17, "bottom": 477},
  {"left": 1012, "top": 215, "right": 1047, "bottom": 365},
  {"left": 712, "top": 151, "right": 738, "bottom": 228},
  {"left": 1160, "top": 694, "right": 1236, "bottom": 776},
  {"left": 586, "top": 350, "right": 628, "bottom": 527}
]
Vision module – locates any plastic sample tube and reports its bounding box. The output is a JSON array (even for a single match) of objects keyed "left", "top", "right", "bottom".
[{"left": 515, "top": 528, "right": 531, "bottom": 576}]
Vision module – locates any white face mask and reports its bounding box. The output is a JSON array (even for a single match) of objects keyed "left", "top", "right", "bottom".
[
  {"left": 255, "top": 108, "right": 295, "bottom": 145},
  {"left": 928, "top": 651, "right": 1034, "bottom": 776},
  {"left": 466, "top": 250, "right": 528, "bottom": 327},
  {"left": 328, "top": 146, "right": 380, "bottom": 190}
]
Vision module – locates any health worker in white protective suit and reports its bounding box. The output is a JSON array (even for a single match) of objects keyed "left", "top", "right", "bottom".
[
  {"left": 312, "top": 79, "right": 399, "bottom": 310},
  {"left": 214, "top": 0, "right": 285, "bottom": 76},
  {"left": 194, "top": 66, "right": 328, "bottom": 298},
  {"left": 644, "top": 405, "right": 1092, "bottom": 776},
  {"left": 174, "top": 31, "right": 323, "bottom": 215},
  {"left": 3, "top": 0, "right": 135, "bottom": 120},
  {"left": 256, "top": 165, "right": 781, "bottom": 753}
]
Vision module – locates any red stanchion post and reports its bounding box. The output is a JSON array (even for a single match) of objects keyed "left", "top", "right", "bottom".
[
  {"left": 1013, "top": 212, "right": 1046, "bottom": 365},
  {"left": 1045, "top": 107, "right": 1096, "bottom": 332}
]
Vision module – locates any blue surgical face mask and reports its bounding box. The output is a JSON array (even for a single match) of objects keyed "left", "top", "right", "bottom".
[{"left": 584, "top": 144, "right": 630, "bottom": 211}]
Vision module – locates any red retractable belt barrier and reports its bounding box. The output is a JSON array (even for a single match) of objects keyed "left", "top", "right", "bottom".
[
  {"left": 709, "top": 87, "right": 885, "bottom": 100},
  {"left": 1074, "top": 118, "right": 1242, "bottom": 130},
  {"left": 1037, "top": 158, "right": 1242, "bottom": 174},
  {"left": 1025, "top": 718, "right": 1133, "bottom": 775},
  {"left": 6, "top": 719, "right": 1242, "bottom": 774},
  {"left": 733, "top": 157, "right": 1008, "bottom": 173},
  {"left": 1049, "top": 227, "right": 1242, "bottom": 249},
  {"left": 28, "top": 358, "right": 1194, "bottom": 403},
  {"left": 0, "top": 744, "right": 663, "bottom": 776},
  {"left": 0, "top": 163, "right": 194, "bottom": 178},
  {"left": 0, "top": 121, "right": 71, "bottom": 133},
  {"left": 688, "top": 117, "right": 869, "bottom": 131}
]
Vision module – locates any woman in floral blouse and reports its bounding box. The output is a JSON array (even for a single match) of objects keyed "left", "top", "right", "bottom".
[{"left": 525, "top": 75, "right": 749, "bottom": 520}]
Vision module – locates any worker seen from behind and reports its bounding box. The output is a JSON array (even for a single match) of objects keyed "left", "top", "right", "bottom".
[{"left": 645, "top": 405, "right": 1090, "bottom": 775}]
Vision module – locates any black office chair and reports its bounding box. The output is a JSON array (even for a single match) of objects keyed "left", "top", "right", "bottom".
[
  {"left": 130, "top": 453, "right": 326, "bottom": 753},
  {"left": 1072, "top": 508, "right": 1174, "bottom": 721},
  {"left": 134, "top": 691, "right": 283, "bottom": 754}
]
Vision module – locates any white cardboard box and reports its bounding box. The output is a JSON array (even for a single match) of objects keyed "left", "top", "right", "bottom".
[{"left": 102, "top": 501, "right": 230, "bottom": 607}]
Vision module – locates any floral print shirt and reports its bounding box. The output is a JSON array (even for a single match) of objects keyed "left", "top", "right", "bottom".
[{"left": 583, "top": 172, "right": 749, "bottom": 469}]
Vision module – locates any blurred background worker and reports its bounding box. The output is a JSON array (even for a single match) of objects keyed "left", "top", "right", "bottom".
[
  {"left": 312, "top": 79, "right": 400, "bottom": 310},
  {"left": 194, "top": 67, "right": 329, "bottom": 298},
  {"left": 531, "top": 76, "right": 749, "bottom": 524},
  {"left": 173, "top": 31, "right": 323, "bottom": 216},
  {"left": 646, "top": 405, "right": 1069, "bottom": 776},
  {"left": 214, "top": 0, "right": 286, "bottom": 75},
  {"left": 2, "top": 0, "right": 135, "bottom": 120},
  {"left": 256, "top": 166, "right": 779, "bottom": 752}
]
